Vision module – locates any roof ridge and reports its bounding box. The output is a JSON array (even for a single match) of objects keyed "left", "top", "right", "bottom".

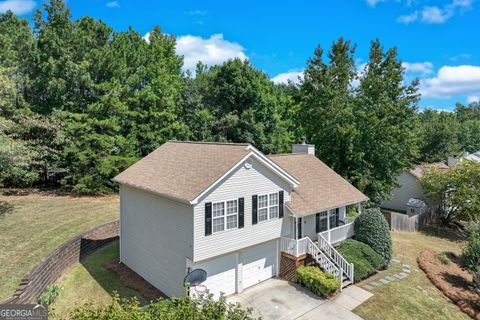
[
  {"left": 167, "top": 140, "right": 250, "bottom": 147},
  {"left": 268, "top": 153, "right": 313, "bottom": 157}
]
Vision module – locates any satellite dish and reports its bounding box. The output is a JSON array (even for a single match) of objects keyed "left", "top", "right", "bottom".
[{"left": 184, "top": 268, "right": 207, "bottom": 286}]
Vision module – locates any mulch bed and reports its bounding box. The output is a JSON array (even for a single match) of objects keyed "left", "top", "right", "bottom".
[
  {"left": 417, "top": 250, "right": 480, "bottom": 320},
  {"left": 104, "top": 258, "right": 167, "bottom": 302}
]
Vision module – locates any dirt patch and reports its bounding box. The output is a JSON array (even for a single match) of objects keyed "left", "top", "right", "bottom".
[
  {"left": 104, "top": 259, "right": 167, "bottom": 302},
  {"left": 417, "top": 250, "right": 480, "bottom": 320}
]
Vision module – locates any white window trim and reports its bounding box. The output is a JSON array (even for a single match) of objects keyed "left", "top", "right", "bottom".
[
  {"left": 211, "top": 199, "right": 239, "bottom": 234},
  {"left": 257, "top": 192, "right": 280, "bottom": 223}
]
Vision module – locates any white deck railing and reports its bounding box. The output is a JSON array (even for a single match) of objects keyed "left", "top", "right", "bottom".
[
  {"left": 280, "top": 237, "right": 344, "bottom": 289},
  {"left": 317, "top": 233, "right": 354, "bottom": 283},
  {"left": 319, "top": 218, "right": 355, "bottom": 245}
]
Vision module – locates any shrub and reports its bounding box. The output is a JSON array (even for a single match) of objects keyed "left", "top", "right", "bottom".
[
  {"left": 70, "top": 292, "right": 258, "bottom": 320},
  {"left": 460, "top": 232, "right": 480, "bottom": 290},
  {"left": 296, "top": 265, "right": 340, "bottom": 297},
  {"left": 354, "top": 208, "right": 392, "bottom": 264},
  {"left": 38, "top": 284, "right": 60, "bottom": 305},
  {"left": 336, "top": 239, "right": 385, "bottom": 281}
]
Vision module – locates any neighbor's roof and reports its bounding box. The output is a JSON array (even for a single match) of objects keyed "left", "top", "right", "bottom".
[
  {"left": 409, "top": 163, "right": 449, "bottom": 179},
  {"left": 113, "top": 141, "right": 251, "bottom": 203},
  {"left": 268, "top": 154, "right": 368, "bottom": 217}
]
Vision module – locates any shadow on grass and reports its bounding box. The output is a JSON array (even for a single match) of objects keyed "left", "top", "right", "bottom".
[
  {"left": 419, "top": 225, "right": 468, "bottom": 242},
  {"left": 79, "top": 240, "right": 148, "bottom": 305},
  {"left": 0, "top": 201, "right": 14, "bottom": 216}
]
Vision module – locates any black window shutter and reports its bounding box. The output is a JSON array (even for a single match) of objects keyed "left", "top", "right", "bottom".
[
  {"left": 252, "top": 195, "right": 258, "bottom": 225},
  {"left": 238, "top": 198, "right": 244, "bottom": 228},
  {"left": 315, "top": 213, "right": 320, "bottom": 233},
  {"left": 205, "top": 202, "right": 212, "bottom": 236},
  {"left": 279, "top": 191, "right": 284, "bottom": 218}
]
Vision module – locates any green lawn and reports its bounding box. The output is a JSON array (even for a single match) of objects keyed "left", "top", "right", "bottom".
[
  {"left": 0, "top": 191, "right": 119, "bottom": 301},
  {"left": 354, "top": 226, "right": 470, "bottom": 320},
  {"left": 51, "top": 241, "right": 145, "bottom": 318}
]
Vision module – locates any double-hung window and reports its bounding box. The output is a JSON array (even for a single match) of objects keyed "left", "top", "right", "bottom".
[
  {"left": 212, "top": 200, "right": 238, "bottom": 233},
  {"left": 258, "top": 193, "right": 279, "bottom": 222}
]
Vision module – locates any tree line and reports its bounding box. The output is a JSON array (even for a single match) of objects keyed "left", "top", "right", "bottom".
[{"left": 1, "top": 0, "right": 479, "bottom": 203}]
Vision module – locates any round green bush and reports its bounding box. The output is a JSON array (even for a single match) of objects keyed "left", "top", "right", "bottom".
[
  {"left": 336, "top": 239, "right": 385, "bottom": 281},
  {"left": 354, "top": 208, "right": 392, "bottom": 265}
]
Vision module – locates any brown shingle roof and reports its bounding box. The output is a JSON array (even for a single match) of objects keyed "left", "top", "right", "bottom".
[
  {"left": 113, "top": 141, "right": 251, "bottom": 202},
  {"left": 268, "top": 154, "right": 368, "bottom": 217},
  {"left": 409, "top": 162, "right": 449, "bottom": 179}
]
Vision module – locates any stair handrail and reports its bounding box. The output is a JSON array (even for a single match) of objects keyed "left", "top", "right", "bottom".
[
  {"left": 302, "top": 237, "right": 343, "bottom": 289},
  {"left": 317, "top": 233, "right": 355, "bottom": 284}
]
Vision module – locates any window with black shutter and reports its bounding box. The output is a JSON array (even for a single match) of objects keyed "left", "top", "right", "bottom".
[
  {"left": 205, "top": 202, "right": 212, "bottom": 236},
  {"left": 238, "top": 197, "right": 244, "bottom": 228},
  {"left": 279, "top": 191, "right": 284, "bottom": 218},
  {"left": 252, "top": 195, "right": 258, "bottom": 224}
]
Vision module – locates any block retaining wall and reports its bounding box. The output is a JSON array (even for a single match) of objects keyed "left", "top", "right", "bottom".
[{"left": 2, "top": 220, "right": 119, "bottom": 304}]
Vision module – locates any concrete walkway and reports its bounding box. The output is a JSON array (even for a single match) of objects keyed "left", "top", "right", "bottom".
[{"left": 228, "top": 278, "right": 373, "bottom": 320}]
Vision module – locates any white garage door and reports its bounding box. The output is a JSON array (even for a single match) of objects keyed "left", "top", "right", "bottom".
[
  {"left": 192, "top": 253, "right": 237, "bottom": 298},
  {"left": 240, "top": 240, "right": 276, "bottom": 290}
]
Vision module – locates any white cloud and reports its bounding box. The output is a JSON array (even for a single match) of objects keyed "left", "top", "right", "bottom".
[
  {"left": 420, "top": 65, "right": 480, "bottom": 99},
  {"left": 366, "top": 0, "right": 385, "bottom": 7},
  {"left": 185, "top": 10, "right": 207, "bottom": 15},
  {"left": 175, "top": 34, "right": 247, "bottom": 72},
  {"left": 106, "top": 1, "right": 119, "bottom": 8},
  {"left": 397, "top": 11, "right": 419, "bottom": 24},
  {"left": 271, "top": 70, "right": 304, "bottom": 84},
  {"left": 397, "top": 0, "right": 473, "bottom": 24},
  {"left": 403, "top": 62, "right": 434, "bottom": 74},
  {"left": 467, "top": 96, "right": 479, "bottom": 103},
  {"left": 421, "top": 6, "right": 451, "bottom": 24},
  {"left": 0, "top": 0, "right": 35, "bottom": 15}
]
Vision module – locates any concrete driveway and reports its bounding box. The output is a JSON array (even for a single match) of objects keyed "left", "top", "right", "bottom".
[{"left": 228, "top": 279, "right": 373, "bottom": 320}]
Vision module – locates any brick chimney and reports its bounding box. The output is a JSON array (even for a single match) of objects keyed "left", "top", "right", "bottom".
[{"left": 292, "top": 137, "right": 315, "bottom": 155}]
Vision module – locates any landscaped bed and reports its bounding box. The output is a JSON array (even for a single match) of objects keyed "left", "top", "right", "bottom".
[
  {"left": 354, "top": 226, "right": 471, "bottom": 320},
  {"left": 417, "top": 250, "right": 480, "bottom": 320}
]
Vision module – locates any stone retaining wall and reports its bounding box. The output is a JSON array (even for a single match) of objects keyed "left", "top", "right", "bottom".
[{"left": 2, "top": 220, "right": 119, "bottom": 304}]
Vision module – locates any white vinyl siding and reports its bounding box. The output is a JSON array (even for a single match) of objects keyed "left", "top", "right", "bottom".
[
  {"left": 193, "top": 156, "right": 292, "bottom": 262},
  {"left": 120, "top": 185, "right": 193, "bottom": 297}
]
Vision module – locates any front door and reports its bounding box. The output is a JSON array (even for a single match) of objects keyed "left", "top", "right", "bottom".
[{"left": 297, "top": 217, "right": 303, "bottom": 239}]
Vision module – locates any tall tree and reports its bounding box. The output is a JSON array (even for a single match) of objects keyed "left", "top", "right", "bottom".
[
  {"left": 298, "top": 38, "right": 359, "bottom": 175},
  {"left": 201, "top": 59, "right": 292, "bottom": 153},
  {"left": 298, "top": 39, "right": 419, "bottom": 204},
  {"left": 418, "top": 109, "right": 460, "bottom": 162},
  {"left": 355, "top": 40, "right": 419, "bottom": 203}
]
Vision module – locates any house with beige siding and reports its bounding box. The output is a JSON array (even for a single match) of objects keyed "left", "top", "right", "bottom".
[
  {"left": 381, "top": 163, "right": 449, "bottom": 213},
  {"left": 113, "top": 140, "right": 367, "bottom": 298}
]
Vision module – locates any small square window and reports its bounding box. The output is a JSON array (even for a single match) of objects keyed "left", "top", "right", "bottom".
[
  {"left": 213, "top": 202, "right": 224, "bottom": 218},
  {"left": 227, "top": 215, "right": 238, "bottom": 229},
  {"left": 226, "top": 200, "right": 237, "bottom": 215},
  {"left": 212, "top": 217, "right": 224, "bottom": 233},
  {"left": 258, "top": 208, "right": 268, "bottom": 222},
  {"left": 269, "top": 193, "right": 278, "bottom": 206},
  {"left": 269, "top": 206, "right": 278, "bottom": 219}
]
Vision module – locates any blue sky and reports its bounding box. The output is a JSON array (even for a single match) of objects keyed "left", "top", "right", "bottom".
[{"left": 2, "top": 0, "right": 480, "bottom": 110}]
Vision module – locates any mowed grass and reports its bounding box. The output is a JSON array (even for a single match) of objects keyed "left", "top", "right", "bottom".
[
  {"left": 0, "top": 191, "right": 119, "bottom": 301},
  {"left": 354, "top": 226, "right": 469, "bottom": 320},
  {"left": 51, "top": 241, "right": 145, "bottom": 318}
]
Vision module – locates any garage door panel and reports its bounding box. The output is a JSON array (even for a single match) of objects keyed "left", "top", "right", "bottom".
[
  {"left": 193, "top": 253, "right": 236, "bottom": 298},
  {"left": 241, "top": 241, "right": 276, "bottom": 290}
]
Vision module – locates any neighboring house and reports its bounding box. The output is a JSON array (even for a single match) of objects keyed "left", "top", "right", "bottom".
[
  {"left": 113, "top": 141, "right": 367, "bottom": 298},
  {"left": 448, "top": 151, "right": 480, "bottom": 167},
  {"left": 380, "top": 163, "right": 449, "bottom": 213}
]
